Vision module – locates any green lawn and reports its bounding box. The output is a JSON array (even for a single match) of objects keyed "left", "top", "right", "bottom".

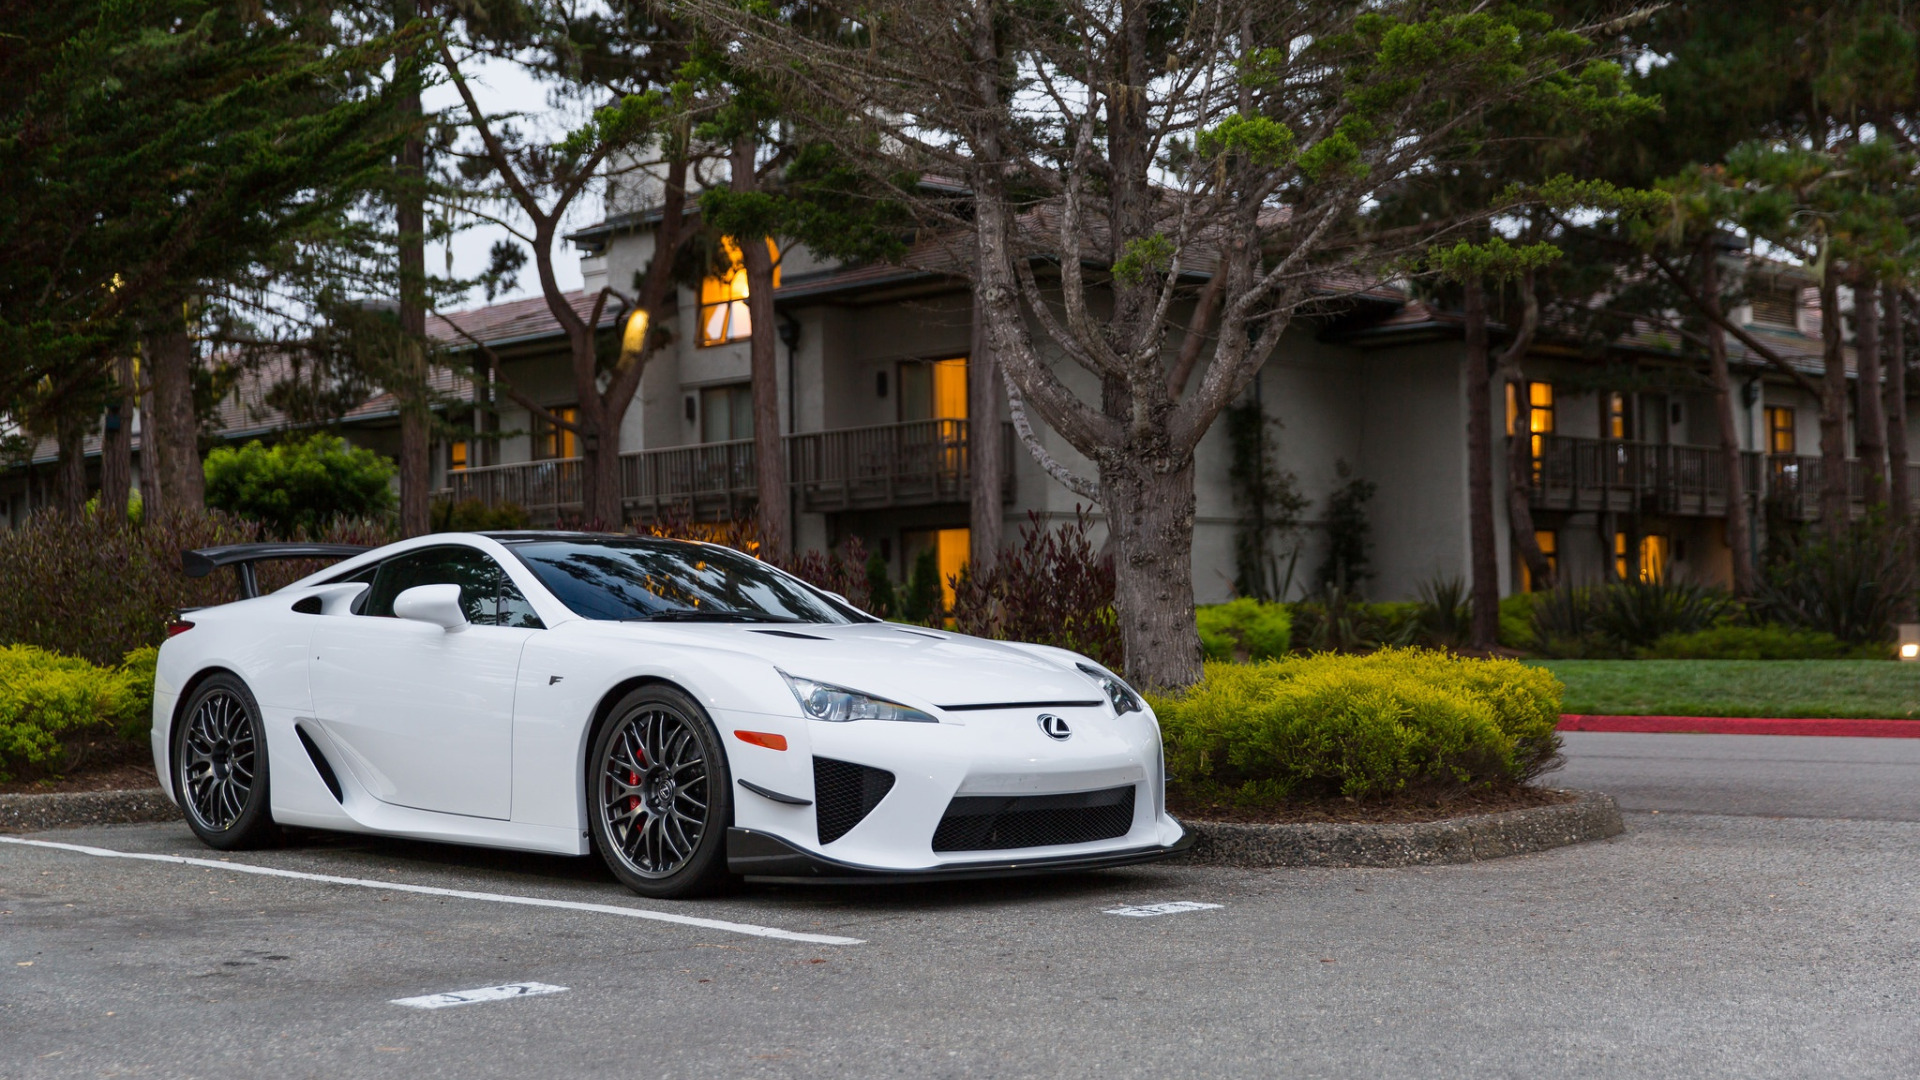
[{"left": 1530, "top": 660, "right": 1920, "bottom": 720}]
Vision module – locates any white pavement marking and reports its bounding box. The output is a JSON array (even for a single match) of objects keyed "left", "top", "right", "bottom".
[
  {"left": 392, "top": 982, "right": 569, "bottom": 1010},
  {"left": 1104, "top": 901, "right": 1223, "bottom": 918},
  {"left": 0, "top": 837, "right": 863, "bottom": 946}
]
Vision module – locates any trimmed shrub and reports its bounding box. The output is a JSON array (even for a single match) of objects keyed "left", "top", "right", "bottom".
[
  {"left": 1197, "top": 599, "right": 1292, "bottom": 661},
  {"left": 1499, "top": 593, "right": 1540, "bottom": 651},
  {"left": 0, "top": 509, "right": 385, "bottom": 665},
  {"left": 0, "top": 645, "right": 154, "bottom": 781},
  {"left": 204, "top": 433, "right": 396, "bottom": 538},
  {"left": 1150, "top": 649, "right": 1563, "bottom": 803},
  {"left": 1641, "top": 625, "right": 1871, "bottom": 660}
]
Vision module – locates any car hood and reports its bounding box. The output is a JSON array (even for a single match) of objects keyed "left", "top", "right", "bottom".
[{"left": 589, "top": 621, "right": 1103, "bottom": 710}]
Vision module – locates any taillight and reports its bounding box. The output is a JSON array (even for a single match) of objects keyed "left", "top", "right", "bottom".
[{"left": 166, "top": 620, "right": 195, "bottom": 637}]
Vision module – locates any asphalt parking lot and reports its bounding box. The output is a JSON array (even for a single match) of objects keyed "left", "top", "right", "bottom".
[{"left": 7, "top": 734, "right": 1920, "bottom": 1080}]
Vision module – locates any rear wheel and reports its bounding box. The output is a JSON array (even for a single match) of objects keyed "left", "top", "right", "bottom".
[
  {"left": 587, "top": 685, "right": 733, "bottom": 899},
  {"left": 174, "top": 674, "right": 278, "bottom": 850}
]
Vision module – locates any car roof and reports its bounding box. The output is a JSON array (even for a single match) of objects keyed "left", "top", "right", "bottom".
[{"left": 479, "top": 531, "right": 704, "bottom": 546}]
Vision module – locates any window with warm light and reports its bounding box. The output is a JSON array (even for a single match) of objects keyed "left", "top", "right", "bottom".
[
  {"left": 1614, "top": 531, "right": 1629, "bottom": 582},
  {"left": 1608, "top": 392, "right": 1627, "bottom": 439},
  {"left": 1638, "top": 534, "right": 1669, "bottom": 583},
  {"left": 1766, "top": 406, "right": 1796, "bottom": 455},
  {"left": 698, "top": 237, "right": 780, "bottom": 347},
  {"left": 533, "top": 406, "right": 579, "bottom": 460},
  {"left": 1526, "top": 382, "right": 1554, "bottom": 480},
  {"left": 899, "top": 358, "right": 969, "bottom": 422},
  {"left": 449, "top": 440, "right": 468, "bottom": 472},
  {"left": 1522, "top": 530, "right": 1557, "bottom": 592},
  {"left": 904, "top": 527, "right": 971, "bottom": 613}
]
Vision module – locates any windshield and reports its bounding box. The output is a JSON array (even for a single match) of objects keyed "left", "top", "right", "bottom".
[{"left": 509, "top": 539, "right": 858, "bottom": 624}]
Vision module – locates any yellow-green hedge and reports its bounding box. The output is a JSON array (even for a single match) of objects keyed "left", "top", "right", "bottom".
[
  {"left": 0, "top": 645, "right": 155, "bottom": 781},
  {"left": 1148, "top": 648, "right": 1564, "bottom": 802}
]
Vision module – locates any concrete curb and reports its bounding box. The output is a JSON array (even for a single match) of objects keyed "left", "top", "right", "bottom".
[
  {"left": 0, "top": 788, "right": 179, "bottom": 834},
  {"left": 2, "top": 786, "right": 1624, "bottom": 871},
  {"left": 1175, "top": 790, "right": 1623, "bottom": 868}
]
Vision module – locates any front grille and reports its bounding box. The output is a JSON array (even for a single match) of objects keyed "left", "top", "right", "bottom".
[
  {"left": 932, "top": 785, "right": 1137, "bottom": 852},
  {"left": 813, "top": 757, "right": 895, "bottom": 845}
]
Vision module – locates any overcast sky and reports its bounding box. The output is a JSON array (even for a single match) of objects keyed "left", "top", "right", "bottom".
[{"left": 423, "top": 54, "right": 589, "bottom": 311}]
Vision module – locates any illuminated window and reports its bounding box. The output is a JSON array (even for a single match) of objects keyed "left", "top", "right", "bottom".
[
  {"left": 1506, "top": 382, "right": 1519, "bottom": 437},
  {"left": 1638, "top": 534, "right": 1669, "bottom": 583},
  {"left": 1766, "top": 406, "right": 1796, "bottom": 455},
  {"left": 698, "top": 237, "right": 780, "bottom": 347},
  {"left": 899, "top": 358, "right": 969, "bottom": 422},
  {"left": 904, "top": 527, "right": 971, "bottom": 612},
  {"left": 1608, "top": 393, "right": 1626, "bottom": 439},
  {"left": 1525, "top": 382, "right": 1554, "bottom": 480},
  {"left": 700, "top": 383, "right": 753, "bottom": 443},
  {"left": 533, "top": 406, "right": 578, "bottom": 460},
  {"left": 1614, "top": 531, "right": 1629, "bottom": 582},
  {"left": 1522, "top": 530, "right": 1558, "bottom": 593},
  {"left": 449, "top": 440, "right": 468, "bottom": 472}
]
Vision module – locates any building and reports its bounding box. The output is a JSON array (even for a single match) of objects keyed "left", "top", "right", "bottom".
[{"left": 5, "top": 226, "right": 1913, "bottom": 605}]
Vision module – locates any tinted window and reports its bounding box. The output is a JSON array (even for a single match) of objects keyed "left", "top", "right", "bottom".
[
  {"left": 362, "top": 546, "right": 543, "bottom": 628},
  {"left": 511, "top": 539, "right": 854, "bottom": 623}
]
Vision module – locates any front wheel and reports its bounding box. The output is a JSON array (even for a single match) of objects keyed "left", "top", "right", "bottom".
[
  {"left": 174, "top": 673, "right": 278, "bottom": 850},
  {"left": 587, "top": 685, "right": 733, "bottom": 898}
]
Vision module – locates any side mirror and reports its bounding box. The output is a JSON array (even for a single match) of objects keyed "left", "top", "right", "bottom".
[{"left": 393, "top": 584, "right": 469, "bottom": 632}]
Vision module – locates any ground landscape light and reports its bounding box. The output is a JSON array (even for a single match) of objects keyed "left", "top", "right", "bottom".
[{"left": 1899, "top": 624, "right": 1920, "bottom": 661}]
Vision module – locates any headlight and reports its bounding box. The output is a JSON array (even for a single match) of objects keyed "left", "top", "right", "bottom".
[
  {"left": 780, "top": 671, "right": 937, "bottom": 723},
  {"left": 1076, "top": 662, "right": 1143, "bottom": 714}
]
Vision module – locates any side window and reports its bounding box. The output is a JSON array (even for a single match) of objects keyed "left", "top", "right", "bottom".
[{"left": 361, "top": 546, "right": 544, "bottom": 628}]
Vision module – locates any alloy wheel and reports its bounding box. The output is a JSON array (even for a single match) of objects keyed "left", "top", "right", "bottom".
[
  {"left": 182, "top": 689, "right": 257, "bottom": 832},
  {"left": 598, "top": 704, "right": 711, "bottom": 878}
]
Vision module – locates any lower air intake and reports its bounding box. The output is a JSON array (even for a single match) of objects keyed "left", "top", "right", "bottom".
[
  {"left": 813, "top": 757, "right": 896, "bottom": 845},
  {"left": 932, "top": 785, "right": 1137, "bottom": 852}
]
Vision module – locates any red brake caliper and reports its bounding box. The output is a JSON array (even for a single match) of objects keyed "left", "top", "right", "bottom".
[{"left": 628, "top": 744, "right": 645, "bottom": 815}]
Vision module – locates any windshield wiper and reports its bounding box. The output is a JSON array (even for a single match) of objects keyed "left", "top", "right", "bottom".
[{"left": 630, "top": 610, "right": 800, "bottom": 623}]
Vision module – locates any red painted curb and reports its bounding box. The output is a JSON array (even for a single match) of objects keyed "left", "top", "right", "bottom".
[{"left": 1558, "top": 714, "right": 1920, "bottom": 738}]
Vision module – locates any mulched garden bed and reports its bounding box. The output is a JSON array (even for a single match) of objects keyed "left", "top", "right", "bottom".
[
  {"left": 0, "top": 736, "right": 156, "bottom": 796},
  {"left": 1169, "top": 785, "right": 1574, "bottom": 825}
]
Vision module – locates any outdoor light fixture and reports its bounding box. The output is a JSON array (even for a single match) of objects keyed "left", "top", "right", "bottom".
[{"left": 1900, "top": 624, "right": 1920, "bottom": 661}]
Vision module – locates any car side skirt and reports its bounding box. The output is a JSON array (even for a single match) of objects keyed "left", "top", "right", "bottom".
[{"left": 726, "top": 827, "right": 1194, "bottom": 884}]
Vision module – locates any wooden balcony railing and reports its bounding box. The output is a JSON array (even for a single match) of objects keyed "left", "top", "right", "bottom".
[
  {"left": 1526, "top": 434, "right": 1920, "bottom": 520},
  {"left": 438, "top": 418, "right": 1011, "bottom": 523}
]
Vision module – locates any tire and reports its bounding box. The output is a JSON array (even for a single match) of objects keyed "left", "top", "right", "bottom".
[
  {"left": 173, "top": 673, "right": 279, "bottom": 850},
  {"left": 587, "top": 685, "right": 733, "bottom": 899}
]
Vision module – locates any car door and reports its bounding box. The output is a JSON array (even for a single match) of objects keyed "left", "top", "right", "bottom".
[{"left": 310, "top": 544, "right": 542, "bottom": 820}]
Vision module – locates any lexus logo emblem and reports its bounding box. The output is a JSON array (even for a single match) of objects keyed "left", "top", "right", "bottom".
[{"left": 1037, "top": 713, "right": 1072, "bottom": 740}]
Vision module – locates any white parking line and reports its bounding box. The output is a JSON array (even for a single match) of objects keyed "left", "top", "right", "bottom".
[
  {"left": 0, "top": 837, "right": 863, "bottom": 946},
  {"left": 392, "top": 982, "right": 568, "bottom": 1009},
  {"left": 1104, "top": 901, "right": 1223, "bottom": 918}
]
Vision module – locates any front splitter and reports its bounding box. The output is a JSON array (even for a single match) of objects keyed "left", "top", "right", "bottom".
[{"left": 727, "top": 827, "right": 1193, "bottom": 884}]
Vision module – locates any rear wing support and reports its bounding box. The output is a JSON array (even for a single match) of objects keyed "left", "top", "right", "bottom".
[{"left": 182, "top": 543, "right": 372, "bottom": 600}]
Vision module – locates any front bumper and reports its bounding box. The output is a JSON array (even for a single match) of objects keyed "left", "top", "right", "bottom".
[{"left": 726, "top": 826, "right": 1195, "bottom": 884}]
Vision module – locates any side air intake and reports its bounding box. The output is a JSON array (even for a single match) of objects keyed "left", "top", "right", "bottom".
[
  {"left": 812, "top": 757, "right": 894, "bottom": 845},
  {"left": 295, "top": 724, "right": 344, "bottom": 803}
]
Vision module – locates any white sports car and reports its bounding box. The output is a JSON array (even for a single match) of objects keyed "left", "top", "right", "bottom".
[{"left": 154, "top": 532, "right": 1190, "bottom": 897}]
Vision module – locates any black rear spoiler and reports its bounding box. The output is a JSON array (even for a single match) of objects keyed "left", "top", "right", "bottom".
[{"left": 182, "top": 543, "right": 372, "bottom": 600}]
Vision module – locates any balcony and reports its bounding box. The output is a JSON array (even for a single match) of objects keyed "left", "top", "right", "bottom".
[
  {"left": 1526, "top": 434, "right": 1920, "bottom": 520},
  {"left": 438, "top": 418, "right": 1012, "bottom": 524}
]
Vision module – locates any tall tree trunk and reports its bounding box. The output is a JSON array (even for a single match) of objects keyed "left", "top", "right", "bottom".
[
  {"left": 137, "top": 354, "right": 161, "bottom": 516},
  {"left": 395, "top": 0, "right": 430, "bottom": 538},
  {"left": 969, "top": 293, "right": 1002, "bottom": 572},
  {"left": 100, "top": 354, "right": 134, "bottom": 524},
  {"left": 1464, "top": 280, "right": 1500, "bottom": 649},
  {"left": 734, "top": 136, "right": 788, "bottom": 562},
  {"left": 1106, "top": 458, "right": 1198, "bottom": 690},
  {"left": 147, "top": 321, "right": 204, "bottom": 513},
  {"left": 1700, "top": 251, "right": 1755, "bottom": 597},
  {"left": 1887, "top": 284, "right": 1910, "bottom": 520},
  {"left": 1856, "top": 278, "right": 1888, "bottom": 510},
  {"left": 54, "top": 411, "right": 87, "bottom": 517},
  {"left": 1817, "top": 266, "right": 1850, "bottom": 534},
  {"left": 1497, "top": 272, "right": 1551, "bottom": 593}
]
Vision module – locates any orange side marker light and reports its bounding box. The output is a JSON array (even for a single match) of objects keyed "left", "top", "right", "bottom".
[{"left": 733, "top": 730, "right": 788, "bottom": 751}]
